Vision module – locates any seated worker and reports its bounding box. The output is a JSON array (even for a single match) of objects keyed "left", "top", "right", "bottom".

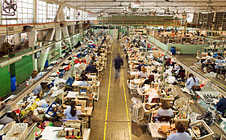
[
  {"left": 186, "top": 73, "right": 199, "bottom": 92},
  {"left": 85, "top": 62, "right": 97, "bottom": 73},
  {"left": 138, "top": 66, "right": 148, "bottom": 78},
  {"left": 64, "top": 101, "right": 82, "bottom": 120},
  {"left": 175, "top": 65, "right": 186, "bottom": 81},
  {"left": 137, "top": 61, "right": 147, "bottom": 71},
  {"left": 202, "top": 58, "right": 213, "bottom": 69},
  {"left": 142, "top": 75, "right": 155, "bottom": 87},
  {"left": 167, "top": 121, "right": 192, "bottom": 140},
  {"left": 165, "top": 58, "right": 171, "bottom": 66},
  {"left": 216, "top": 95, "right": 226, "bottom": 114},
  {"left": 78, "top": 76, "right": 91, "bottom": 92},
  {"left": 215, "top": 57, "right": 226, "bottom": 72},
  {"left": 30, "top": 70, "right": 42, "bottom": 95},
  {"left": 154, "top": 101, "right": 174, "bottom": 121}
]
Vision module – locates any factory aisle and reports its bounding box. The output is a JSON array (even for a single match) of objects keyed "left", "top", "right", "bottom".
[{"left": 90, "top": 40, "right": 152, "bottom": 140}]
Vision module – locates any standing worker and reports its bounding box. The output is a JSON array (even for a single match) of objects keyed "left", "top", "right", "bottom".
[{"left": 113, "top": 53, "right": 124, "bottom": 79}]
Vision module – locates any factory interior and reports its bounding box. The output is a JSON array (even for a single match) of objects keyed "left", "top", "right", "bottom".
[{"left": 0, "top": 0, "right": 226, "bottom": 140}]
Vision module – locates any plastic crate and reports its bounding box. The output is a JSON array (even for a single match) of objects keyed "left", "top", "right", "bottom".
[
  {"left": 21, "top": 101, "right": 38, "bottom": 116},
  {"left": 45, "top": 102, "right": 57, "bottom": 117},
  {"left": 66, "top": 77, "right": 75, "bottom": 87},
  {"left": 3, "top": 123, "right": 28, "bottom": 140},
  {"left": 189, "top": 120, "right": 214, "bottom": 140}
]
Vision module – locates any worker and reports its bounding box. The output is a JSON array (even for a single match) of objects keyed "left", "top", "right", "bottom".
[
  {"left": 64, "top": 101, "right": 82, "bottom": 120},
  {"left": 155, "top": 101, "right": 174, "bottom": 122},
  {"left": 113, "top": 53, "right": 123, "bottom": 79},
  {"left": 137, "top": 61, "right": 147, "bottom": 71},
  {"left": 167, "top": 122, "right": 192, "bottom": 140},
  {"left": 30, "top": 70, "right": 42, "bottom": 95},
  {"left": 142, "top": 75, "right": 155, "bottom": 87},
  {"left": 138, "top": 66, "right": 148, "bottom": 78},
  {"left": 215, "top": 56, "right": 225, "bottom": 72},
  {"left": 165, "top": 58, "right": 171, "bottom": 66},
  {"left": 85, "top": 61, "right": 97, "bottom": 73},
  {"left": 216, "top": 95, "right": 226, "bottom": 114},
  {"left": 78, "top": 76, "right": 91, "bottom": 93},
  {"left": 186, "top": 73, "right": 199, "bottom": 92}
]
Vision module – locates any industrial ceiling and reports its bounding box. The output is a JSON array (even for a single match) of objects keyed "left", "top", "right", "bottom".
[{"left": 61, "top": 0, "right": 226, "bottom": 14}]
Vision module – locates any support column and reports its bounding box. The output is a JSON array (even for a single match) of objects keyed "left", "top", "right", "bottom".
[
  {"left": 38, "top": 28, "right": 55, "bottom": 71},
  {"left": 14, "top": 33, "right": 21, "bottom": 47},
  {"left": 27, "top": 30, "right": 37, "bottom": 70},
  {"left": 62, "top": 26, "right": 72, "bottom": 49},
  {"left": 37, "top": 30, "right": 43, "bottom": 41},
  {"left": 55, "top": 27, "right": 62, "bottom": 57},
  {"left": 27, "top": 31, "right": 37, "bottom": 48}
]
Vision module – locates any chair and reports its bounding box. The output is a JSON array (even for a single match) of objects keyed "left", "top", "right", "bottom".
[{"left": 157, "top": 116, "right": 171, "bottom": 122}]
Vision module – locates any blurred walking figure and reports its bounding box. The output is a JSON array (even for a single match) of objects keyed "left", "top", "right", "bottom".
[{"left": 113, "top": 53, "right": 124, "bottom": 79}]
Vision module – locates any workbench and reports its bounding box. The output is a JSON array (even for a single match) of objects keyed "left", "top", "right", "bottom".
[
  {"left": 40, "top": 126, "right": 90, "bottom": 140},
  {"left": 148, "top": 123, "right": 169, "bottom": 139}
]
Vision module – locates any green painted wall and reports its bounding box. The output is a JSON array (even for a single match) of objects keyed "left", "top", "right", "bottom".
[
  {"left": 167, "top": 44, "right": 204, "bottom": 55},
  {"left": 148, "top": 36, "right": 168, "bottom": 51},
  {"left": 147, "top": 35, "right": 205, "bottom": 54},
  {"left": 11, "top": 56, "right": 33, "bottom": 84},
  {"left": 0, "top": 66, "right": 11, "bottom": 97}
]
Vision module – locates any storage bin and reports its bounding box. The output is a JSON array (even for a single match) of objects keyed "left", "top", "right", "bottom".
[
  {"left": 66, "top": 77, "right": 75, "bottom": 87},
  {"left": 170, "top": 47, "right": 176, "bottom": 55},
  {"left": 3, "top": 123, "right": 28, "bottom": 140},
  {"left": 45, "top": 60, "right": 49, "bottom": 67},
  {"left": 10, "top": 76, "right": 16, "bottom": 92},
  {"left": 45, "top": 102, "right": 57, "bottom": 117},
  {"left": 189, "top": 120, "right": 214, "bottom": 140}
]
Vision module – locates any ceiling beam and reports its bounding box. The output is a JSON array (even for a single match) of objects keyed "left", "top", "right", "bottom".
[
  {"left": 77, "top": 6, "right": 226, "bottom": 8},
  {"left": 64, "top": 0, "right": 226, "bottom": 2}
]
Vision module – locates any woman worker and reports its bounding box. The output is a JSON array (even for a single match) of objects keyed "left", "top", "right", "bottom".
[
  {"left": 186, "top": 73, "right": 199, "bottom": 92},
  {"left": 141, "top": 75, "right": 155, "bottom": 87},
  {"left": 138, "top": 66, "right": 148, "bottom": 78},
  {"left": 167, "top": 121, "right": 191, "bottom": 140},
  {"left": 154, "top": 101, "right": 174, "bottom": 122},
  {"left": 64, "top": 101, "right": 82, "bottom": 120}
]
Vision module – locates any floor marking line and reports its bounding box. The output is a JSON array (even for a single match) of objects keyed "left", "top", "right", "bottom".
[
  {"left": 103, "top": 44, "right": 113, "bottom": 140},
  {"left": 122, "top": 70, "right": 132, "bottom": 140}
]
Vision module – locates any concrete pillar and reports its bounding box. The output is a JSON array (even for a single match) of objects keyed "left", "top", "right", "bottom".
[
  {"left": 14, "top": 33, "right": 21, "bottom": 47},
  {"left": 37, "top": 30, "right": 43, "bottom": 41},
  {"left": 62, "top": 26, "right": 72, "bottom": 49},
  {"left": 55, "top": 27, "right": 62, "bottom": 57},
  {"left": 38, "top": 28, "right": 56, "bottom": 71},
  {"left": 27, "top": 30, "right": 37, "bottom": 48},
  {"left": 27, "top": 30, "right": 38, "bottom": 70},
  {"left": 61, "top": 26, "right": 69, "bottom": 38},
  {"left": 71, "top": 25, "right": 75, "bottom": 35},
  {"left": 55, "top": 27, "right": 62, "bottom": 41}
]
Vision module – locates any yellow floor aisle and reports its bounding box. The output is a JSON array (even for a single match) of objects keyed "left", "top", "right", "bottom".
[{"left": 90, "top": 40, "right": 152, "bottom": 140}]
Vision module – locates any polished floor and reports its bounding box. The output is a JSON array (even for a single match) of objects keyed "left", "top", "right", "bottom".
[{"left": 90, "top": 41, "right": 152, "bottom": 140}]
